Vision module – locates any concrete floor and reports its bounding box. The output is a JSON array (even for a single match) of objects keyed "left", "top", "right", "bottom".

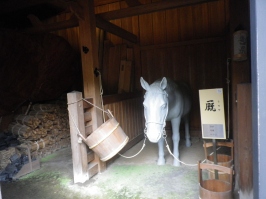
[{"left": 1, "top": 137, "right": 234, "bottom": 199}]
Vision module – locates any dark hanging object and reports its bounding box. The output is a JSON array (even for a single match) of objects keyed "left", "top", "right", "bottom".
[
  {"left": 233, "top": 24, "right": 248, "bottom": 61},
  {"left": 82, "top": 46, "right": 89, "bottom": 54}
]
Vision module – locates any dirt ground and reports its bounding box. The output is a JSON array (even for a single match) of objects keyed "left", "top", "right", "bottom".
[{"left": 0, "top": 137, "right": 235, "bottom": 199}]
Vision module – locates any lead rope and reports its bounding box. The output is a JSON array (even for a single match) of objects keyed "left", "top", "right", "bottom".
[
  {"left": 162, "top": 129, "right": 200, "bottom": 167},
  {"left": 118, "top": 133, "right": 147, "bottom": 159}
]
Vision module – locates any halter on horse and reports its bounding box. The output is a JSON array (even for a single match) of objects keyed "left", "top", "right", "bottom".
[{"left": 140, "top": 77, "right": 192, "bottom": 166}]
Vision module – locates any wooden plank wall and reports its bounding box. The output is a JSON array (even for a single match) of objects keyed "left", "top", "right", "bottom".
[
  {"left": 141, "top": 40, "right": 227, "bottom": 136},
  {"left": 95, "top": 0, "right": 229, "bottom": 137},
  {"left": 103, "top": 96, "right": 144, "bottom": 143},
  {"left": 48, "top": 0, "right": 229, "bottom": 137}
]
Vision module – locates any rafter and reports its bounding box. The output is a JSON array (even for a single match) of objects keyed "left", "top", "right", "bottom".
[
  {"left": 23, "top": 15, "right": 138, "bottom": 43},
  {"left": 125, "top": 0, "right": 142, "bottom": 7},
  {"left": 97, "top": 0, "right": 218, "bottom": 20}
]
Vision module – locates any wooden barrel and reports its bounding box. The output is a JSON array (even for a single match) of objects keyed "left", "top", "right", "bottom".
[
  {"left": 199, "top": 179, "right": 232, "bottom": 199},
  {"left": 85, "top": 117, "right": 129, "bottom": 161},
  {"left": 206, "top": 154, "right": 233, "bottom": 182}
]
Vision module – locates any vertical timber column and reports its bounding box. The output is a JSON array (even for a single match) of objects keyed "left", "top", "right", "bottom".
[
  {"left": 67, "top": 91, "right": 88, "bottom": 183},
  {"left": 78, "top": 0, "right": 105, "bottom": 172}
]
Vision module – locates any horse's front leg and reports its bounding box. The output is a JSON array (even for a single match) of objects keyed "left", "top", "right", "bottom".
[
  {"left": 157, "top": 137, "right": 165, "bottom": 165},
  {"left": 171, "top": 117, "right": 181, "bottom": 166}
]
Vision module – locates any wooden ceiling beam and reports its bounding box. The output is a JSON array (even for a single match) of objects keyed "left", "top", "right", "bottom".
[
  {"left": 125, "top": 0, "right": 142, "bottom": 7},
  {"left": 96, "top": 16, "right": 138, "bottom": 43},
  {"left": 0, "top": 0, "right": 68, "bottom": 14},
  {"left": 97, "top": 0, "right": 218, "bottom": 20},
  {"left": 22, "top": 15, "right": 138, "bottom": 43}
]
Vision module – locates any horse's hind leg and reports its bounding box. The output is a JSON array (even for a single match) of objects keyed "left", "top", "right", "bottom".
[
  {"left": 184, "top": 115, "right": 191, "bottom": 147},
  {"left": 157, "top": 137, "right": 165, "bottom": 165}
]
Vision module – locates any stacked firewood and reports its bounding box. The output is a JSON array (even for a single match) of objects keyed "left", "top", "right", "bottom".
[{"left": 8, "top": 101, "right": 70, "bottom": 158}]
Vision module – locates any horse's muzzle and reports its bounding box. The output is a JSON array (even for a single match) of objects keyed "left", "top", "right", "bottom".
[{"left": 146, "top": 126, "right": 162, "bottom": 143}]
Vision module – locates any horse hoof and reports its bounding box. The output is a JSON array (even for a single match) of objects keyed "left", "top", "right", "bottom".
[
  {"left": 173, "top": 161, "right": 181, "bottom": 167},
  {"left": 157, "top": 158, "right": 165, "bottom": 165},
  {"left": 186, "top": 141, "right": 191, "bottom": 147}
]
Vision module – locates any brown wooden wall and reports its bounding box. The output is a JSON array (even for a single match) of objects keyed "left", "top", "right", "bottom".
[
  {"left": 103, "top": 93, "right": 144, "bottom": 165},
  {"left": 97, "top": 0, "right": 230, "bottom": 137},
  {"left": 49, "top": 0, "right": 230, "bottom": 137}
]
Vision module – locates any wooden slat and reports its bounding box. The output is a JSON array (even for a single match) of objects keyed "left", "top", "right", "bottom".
[
  {"left": 97, "top": 0, "right": 218, "bottom": 20},
  {"left": 67, "top": 91, "right": 88, "bottom": 183},
  {"left": 192, "top": 3, "right": 209, "bottom": 39},
  {"left": 152, "top": 10, "right": 166, "bottom": 44},
  {"left": 108, "top": 2, "right": 123, "bottom": 44},
  {"left": 84, "top": 111, "right": 92, "bottom": 122},
  {"left": 103, "top": 96, "right": 144, "bottom": 143},
  {"left": 107, "top": 46, "right": 121, "bottom": 94},
  {"left": 83, "top": 98, "right": 93, "bottom": 109},
  {"left": 138, "top": 0, "right": 153, "bottom": 46},
  {"left": 179, "top": 6, "right": 194, "bottom": 41},
  {"left": 237, "top": 84, "right": 252, "bottom": 196},
  {"left": 140, "top": 37, "right": 225, "bottom": 50},
  {"left": 85, "top": 124, "right": 93, "bottom": 136},
  {"left": 88, "top": 162, "right": 99, "bottom": 178},
  {"left": 165, "top": 8, "right": 180, "bottom": 42},
  {"left": 87, "top": 150, "right": 95, "bottom": 163},
  {"left": 208, "top": 0, "right": 225, "bottom": 37},
  {"left": 125, "top": 0, "right": 142, "bottom": 7}
]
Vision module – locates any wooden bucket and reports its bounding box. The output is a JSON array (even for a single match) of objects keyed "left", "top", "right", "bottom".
[
  {"left": 206, "top": 154, "right": 233, "bottom": 182},
  {"left": 199, "top": 179, "right": 232, "bottom": 199},
  {"left": 203, "top": 141, "right": 234, "bottom": 182},
  {"left": 80, "top": 116, "right": 129, "bottom": 161},
  {"left": 198, "top": 162, "right": 233, "bottom": 199}
]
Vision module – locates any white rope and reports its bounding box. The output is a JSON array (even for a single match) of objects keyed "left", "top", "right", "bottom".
[
  {"left": 165, "top": 143, "right": 198, "bottom": 167},
  {"left": 118, "top": 137, "right": 147, "bottom": 158},
  {"left": 165, "top": 139, "right": 222, "bottom": 167},
  {"left": 68, "top": 109, "right": 85, "bottom": 139},
  {"left": 98, "top": 71, "right": 106, "bottom": 123}
]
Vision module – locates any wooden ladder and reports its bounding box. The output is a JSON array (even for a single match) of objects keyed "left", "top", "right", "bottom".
[{"left": 67, "top": 91, "right": 105, "bottom": 183}]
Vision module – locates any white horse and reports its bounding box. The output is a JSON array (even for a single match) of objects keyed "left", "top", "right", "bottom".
[{"left": 140, "top": 77, "right": 192, "bottom": 166}]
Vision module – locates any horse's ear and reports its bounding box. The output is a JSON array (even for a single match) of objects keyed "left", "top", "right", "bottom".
[
  {"left": 160, "top": 77, "right": 167, "bottom": 90},
  {"left": 140, "top": 77, "right": 150, "bottom": 91}
]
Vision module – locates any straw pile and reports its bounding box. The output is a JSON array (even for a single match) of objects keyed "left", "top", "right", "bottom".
[
  {"left": 0, "top": 147, "right": 20, "bottom": 170},
  {"left": 8, "top": 101, "right": 70, "bottom": 158}
]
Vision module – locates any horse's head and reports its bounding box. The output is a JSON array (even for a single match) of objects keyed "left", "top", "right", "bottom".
[{"left": 140, "top": 77, "right": 168, "bottom": 143}]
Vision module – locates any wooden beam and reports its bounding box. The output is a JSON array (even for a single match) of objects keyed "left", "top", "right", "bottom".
[
  {"left": 22, "top": 16, "right": 79, "bottom": 33},
  {"left": 97, "top": 0, "right": 218, "bottom": 20},
  {"left": 96, "top": 16, "right": 138, "bottom": 43},
  {"left": 67, "top": 92, "right": 89, "bottom": 183},
  {"left": 140, "top": 37, "right": 226, "bottom": 50},
  {"left": 125, "top": 0, "right": 142, "bottom": 7},
  {"left": 77, "top": 0, "right": 105, "bottom": 173},
  {"left": 22, "top": 15, "right": 138, "bottom": 43},
  {"left": 0, "top": 0, "right": 67, "bottom": 14}
]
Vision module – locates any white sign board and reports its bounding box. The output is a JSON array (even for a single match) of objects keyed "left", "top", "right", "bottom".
[{"left": 199, "top": 88, "right": 226, "bottom": 139}]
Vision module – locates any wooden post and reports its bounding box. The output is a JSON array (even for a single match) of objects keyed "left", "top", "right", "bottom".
[
  {"left": 67, "top": 91, "right": 88, "bottom": 183},
  {"left": 212, "top": 139, "right": 218, "bottom": 179},
  {"left": 77, "top": 0, "right": 106, "bottom": 172}
]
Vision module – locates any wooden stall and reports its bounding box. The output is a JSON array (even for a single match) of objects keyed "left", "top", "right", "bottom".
[{"left": 0, "top": 0, "right": 253, "bottom": 196}]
